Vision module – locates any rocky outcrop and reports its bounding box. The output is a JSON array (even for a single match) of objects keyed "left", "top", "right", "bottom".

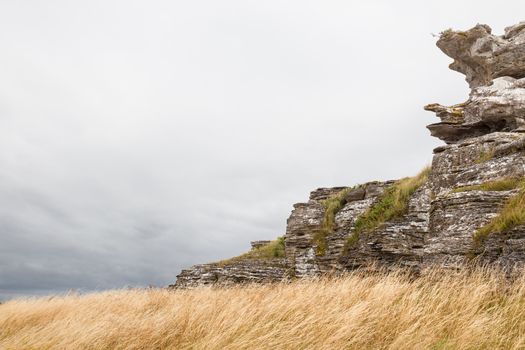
[
  {"left": 173, "top": 22, "right": 525, "bottom": 288},
  {"left": 285, "top": 181, "right": 401, "bottom": 276},
  {"left": 428, "top": 132, "right": 525, "bottom": 265},
  {"left": 425, "top": 77, "right": 525, "bottom": 143},
  {"left": 437, "top": 22, "right": 525, "bottom": 88},
  {"left": 170, "top": 259, "right": 288, "bottom": 288}
]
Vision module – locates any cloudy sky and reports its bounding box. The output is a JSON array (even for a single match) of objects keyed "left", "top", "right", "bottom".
[{"left": 0, "top": 0, "right": 523, "bottom": 299}]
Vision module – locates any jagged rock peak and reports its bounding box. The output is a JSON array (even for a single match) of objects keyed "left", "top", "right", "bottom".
[
  {"left": 426, "top": 22, "right": 525, "bottom": 144},
  {"left": 437, "top": 22, "right": 525, "bottom": 88}
]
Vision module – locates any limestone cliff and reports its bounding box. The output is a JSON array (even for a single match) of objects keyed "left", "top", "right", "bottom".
[{"left": 172, "top": 22, "right": 525, "bottom": 288}]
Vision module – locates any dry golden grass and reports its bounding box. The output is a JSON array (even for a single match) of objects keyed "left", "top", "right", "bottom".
[
  {"left": 2, "top": 267, "right": 525, "bottom": 349},
  {"left": 453, "top": 177, "right": 523, "bottom": 193}
]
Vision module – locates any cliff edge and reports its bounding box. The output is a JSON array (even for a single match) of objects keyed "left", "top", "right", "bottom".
[{"left": 172, "top": 22, "right": 525, "bottom": 288}]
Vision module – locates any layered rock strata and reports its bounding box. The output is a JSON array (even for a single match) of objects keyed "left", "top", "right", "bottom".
[
  {"left": 170, "top": 259, "right": 288, "bottom": 288},
  {"left": 173, "top": 22, "right": 525, "bottom": 288}
]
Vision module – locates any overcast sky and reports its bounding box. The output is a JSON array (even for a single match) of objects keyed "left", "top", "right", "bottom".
[{"left": 0, "top": 0, "right": 524, "bottom": 300}]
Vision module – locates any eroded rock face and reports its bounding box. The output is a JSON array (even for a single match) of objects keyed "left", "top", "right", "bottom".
[
  {"left": 437, "top": 23, "right": 525, "bottom": 88},
  {"left": 172, "top": 22, "right": 525, "bottom": 288},
  {"left": 285, "top": 181, "right": 395, "bottom": 276},
  {"left": 341, "top": 183, "right": 431, "bottom": 270},
  {"left": 428, "top": 132, "right": 525, "bottom": 266},
  {"left": 425, "top": 77, "right": 525, "bottom": 143}
]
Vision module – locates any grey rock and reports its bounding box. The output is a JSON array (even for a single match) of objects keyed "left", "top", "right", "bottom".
[
  {"left": 425, "top": 77, "right": 525, "bottom": 143},
  {"left": 171, "top": 259, "right": 288, "bottom": 288},
  {"left": 345, "top": 187, "right": 366, "bottom": 202},
  {"left": 437, "top": 23, "right": 525, "bottom": 88}
]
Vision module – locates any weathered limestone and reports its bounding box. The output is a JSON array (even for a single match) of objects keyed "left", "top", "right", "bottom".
[
  {"left": 437, "top": 23, "right": 525, "bottom": 88},
  {"left": 173, "top": 22, "right": 525, "bottom": 288},
  {"left": 426, "top": 77, "right": 525, "bottom": 143},
  {"left": 171, "top": 259, "right": 288, "bottom": 288},
  {"left": 341, "top": 183, "right": 431, "bottom": 270},
  {"left": 428, "top": 132, "right": 525, "bottom": 266},
  {"left": 430, "top": 132, "right": 524, "bottom": 191}
]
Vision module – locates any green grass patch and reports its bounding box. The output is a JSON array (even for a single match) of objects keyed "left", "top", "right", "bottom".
[
  {"left": 216, "top": 237, "right": 285, "bottom": 266},
  {"left": 473, "top": 181, "right": 525, "bottom": 243},
  {"left": 453, "top": 178, "right": 522, "bottom": 193},
  {"left": 313, "top": 187, "right": 355, "bottom": 256},
  {"left": 345, "top": 167, "right": 431, "bottom": 249}
]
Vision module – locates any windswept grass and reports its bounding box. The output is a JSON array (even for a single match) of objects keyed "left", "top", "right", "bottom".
[
  {"left": 345, "top": 167, "right": 431, "bottom": 248},
  {"left": 217, "top": 237, "right": 285, "bottom": 266},
  {"left": 474, "top": 184, "right": 525, "bottom": 243},
  {"left": 453, "top": 177, "right": 523, "bottom": 193},
  {"left": 3, "top": 267, "right": 525, "bottom": 349},
  {"left": 314, "top": 187, "right": 355, "bottom": 256}
]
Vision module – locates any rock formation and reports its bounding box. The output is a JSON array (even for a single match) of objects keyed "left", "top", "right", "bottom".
[
  {"left": 425, "top": 77, "right": 525, "bottom": 143},
  {"left": 172, "top": 22, "right": 525, "bottom": 288},
  {"left": 437, "top": 23, "right": 525, "bottom": 88}
]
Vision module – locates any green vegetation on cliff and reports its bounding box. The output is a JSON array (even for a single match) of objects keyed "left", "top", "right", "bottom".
[
  {"left": 473, "top": 180, "right": 525, "bottom": 243},
  {"left": 345, "top": 167, "right": 431, "bottom": 249},
  {"left": 454, "top": 178, "right": 522, "bottom": 193},
  {"left": 448, "top": 177, "right": 525, "bottom": 243},
  {"left": 313, "top": 187, "right": 355, "bottom": 256}
]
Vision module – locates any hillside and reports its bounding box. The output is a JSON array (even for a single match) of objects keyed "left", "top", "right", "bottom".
[{"left": 175, "top": 21, "right": 525, "bottom": 288}]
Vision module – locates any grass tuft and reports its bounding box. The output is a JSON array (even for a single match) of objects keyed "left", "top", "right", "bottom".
[
  {"left": 453, "top": 178, "right": 522, "bottom": 193},
  {"left": 345, "top": 167, "right": 430, "bottom": 249},
  {"left": 439, "top": 28, "right": 454, "bottom": 37},
  {"left": 313, "top": 187, "right": 356, "bottom": 256},
  {"left": 217, "top": 237, "right": 285, "bottom": 266}
]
